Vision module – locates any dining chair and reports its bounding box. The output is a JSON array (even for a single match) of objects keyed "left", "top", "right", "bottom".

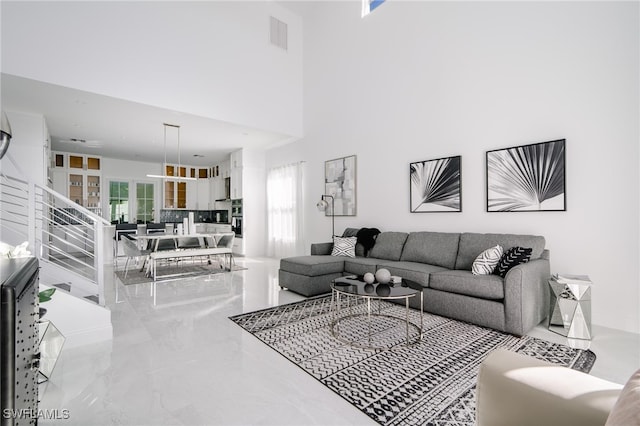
[{"left": 121, "top": 234, "right": 151, "bottom": 279}]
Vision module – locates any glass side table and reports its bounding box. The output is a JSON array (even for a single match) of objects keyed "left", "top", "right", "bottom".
[
  {"left": 548, "top": 276, "right": 592, "bottom": 340},
  {"left": 38, "top": 320, "right": 66, "bottom": 383}
]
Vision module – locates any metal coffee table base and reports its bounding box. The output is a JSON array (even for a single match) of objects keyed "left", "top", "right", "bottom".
[{"left": 330, "top": 289, "right": 423, "bottom": 350}]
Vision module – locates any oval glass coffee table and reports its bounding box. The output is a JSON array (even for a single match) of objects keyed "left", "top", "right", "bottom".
[{"left": 330, "top": 275, "right": 423, "bottom": 349}]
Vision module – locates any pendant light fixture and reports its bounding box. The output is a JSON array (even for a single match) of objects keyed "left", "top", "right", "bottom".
[{"left": 146, "top": 123, "right": 197, "bottom": 181}]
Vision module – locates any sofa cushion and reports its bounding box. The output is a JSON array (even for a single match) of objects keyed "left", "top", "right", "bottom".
[
  {"left": 430, "top": 270, "right": 505, "bottom": 300},
  {"left": 368, "top": 232, "right": 408, "bottom": 261},
  {"left": 455, "top": 233, "right": 545, "bottom": 270},
  {"left": 494, "top": 246, "right": 533, "bottom": 278},
  {"left": 472, "top": 245, "right": 503, "bottom": 275},
  {"left": 376, "top": 261, "right": 449, "bottom": 288},
  {"left": 280, "top": 255, "right": 345, "bottom": 277},
  {"left": 344, "top": 257, "right": 380, "bottom": 276},
  {"left": 400, "top": 232, "right": 460, "bottom": 269},
  {"left": 331, "top": 236, "right": 357, "bottom": 257}
]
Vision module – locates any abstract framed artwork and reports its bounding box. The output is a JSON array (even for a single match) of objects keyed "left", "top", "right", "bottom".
[
  {"left": 324, "top": 155, "right": 357, "bottom": 216},
  {"left": 486, "top": 139, "right": 566, "bottom": 212},
  {"left": 410, "top": 155, "right": 461, "bottom": 212}
]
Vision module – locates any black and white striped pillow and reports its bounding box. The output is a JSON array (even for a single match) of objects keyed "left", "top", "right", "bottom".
[
  {"left": 472, "top": 245, "right": 503, "bottom": 275},
  {"left": 494, "top": 246, "right": 533, "bottom": 278},
  {"left": 331, "top": 236, "right": 357, "bottom": 258}
]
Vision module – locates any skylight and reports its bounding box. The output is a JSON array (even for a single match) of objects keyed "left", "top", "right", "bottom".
[{"left": 362, "top": 0, "right": 386, "bottom": 17}]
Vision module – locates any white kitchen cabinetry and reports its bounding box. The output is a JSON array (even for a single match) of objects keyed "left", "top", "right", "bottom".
[
  {"left": 196, "top": 179, "right": 211, "bottom": 210},
  {"left": 215, "top": 224, "right": 232, "bottom": 233},
  {"left": 52, "top": 152, "right": 102, "bottom": 216},
  {"left": 230, "top": 168, "right": 242, "bottom": 199},
  {"left": 232, "top": 237, "right": 245, "bottom": 256},
  {"left": 230, "top": 150, "right": 243, "bottom": 199},
  {"left": 230, "top": 150, "right": 242, "bottom": 169},
  {"left": 210, "top": 177, "right": 224, "bottom": 201},
  {"left": 163, "top": 164, "right": 204, "bottom": 209},
  {"left": 186, "top": 180, "right": 197, "bottom": 210},
  {"left": 195, "top": 223, "right": 232, "bottom": 235}
]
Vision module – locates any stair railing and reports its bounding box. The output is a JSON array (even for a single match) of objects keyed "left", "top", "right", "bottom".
[{"left": 0, "top": 173, "right": 110, "bottom": 305}]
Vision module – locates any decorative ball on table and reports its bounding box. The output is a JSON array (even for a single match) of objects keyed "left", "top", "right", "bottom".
[
  {"left": 363, "top": 272, "right": 375, "bottom": 284},
  {"left": 375, "top": 268, "right": 391, "bottom": 284},
  {"left": 364, "top": 283, "right": 375, "bottom": 293},
  {"left": 376, "top": 283, "right": 391, "bottom": 297}
]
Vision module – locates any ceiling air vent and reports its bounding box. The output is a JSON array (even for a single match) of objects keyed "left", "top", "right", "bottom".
[{"left": 270, "top": 16, "right": 288, "bottom": 51}]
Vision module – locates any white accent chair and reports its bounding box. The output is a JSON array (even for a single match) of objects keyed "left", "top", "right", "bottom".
[{"left": 476, "top": 348, "right": 640, "bottom": 426}]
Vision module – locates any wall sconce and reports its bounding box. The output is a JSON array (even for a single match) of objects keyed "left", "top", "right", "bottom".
[{"left": 0, "top": 111, "right": 13, "bottom": 160}]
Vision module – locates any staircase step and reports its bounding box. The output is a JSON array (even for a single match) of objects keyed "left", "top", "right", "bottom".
[
  {"left": 48, "top": 281, "right": 99, "bottom": 305},
  {"left": 53, "top": 283, "right": 71, "bottom": 292},
  {"left": 84, "top": 295, "right": 99, "bottom": 304}
]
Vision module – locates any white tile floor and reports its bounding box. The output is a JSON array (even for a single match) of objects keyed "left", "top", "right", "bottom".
[{"left": 39, "top": 257, "right": 640, "bottom": 425}]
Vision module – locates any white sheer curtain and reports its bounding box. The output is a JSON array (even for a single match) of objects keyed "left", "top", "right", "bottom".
[{"left": 266, "top": 162, "right": 305, "bottom": 258}]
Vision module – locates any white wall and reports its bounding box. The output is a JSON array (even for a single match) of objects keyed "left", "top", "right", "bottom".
[
  {"left": 1, "top": 1, "right": 303, "bottom": 137},
  {"left": 266, "top": 2, "right": 639, "bottom": 333},
  {"left": 242, "top": 149, "right": 267, "bottom": 256},
  {"left": 0, "top": 110, "right": 47, "bottom": 184}
]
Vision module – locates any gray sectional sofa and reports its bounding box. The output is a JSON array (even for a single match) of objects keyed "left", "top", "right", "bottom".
[{"left": 278, "top": 230, "right": 551, "bottom": 336}]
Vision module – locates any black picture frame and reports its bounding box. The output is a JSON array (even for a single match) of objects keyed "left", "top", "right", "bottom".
[
  {"left": 486, "top": 139, "right": 566, "bottom": 212},
  {"left": 409, "top": 155, "right": 462, "bottom": 213}
]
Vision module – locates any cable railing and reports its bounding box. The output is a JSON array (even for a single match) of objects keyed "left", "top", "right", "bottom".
[{"left": 0, "top": 173, "right": 110, "bottom": 305}]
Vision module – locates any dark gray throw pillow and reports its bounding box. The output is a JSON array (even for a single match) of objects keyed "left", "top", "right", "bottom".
[{"left": 494, "top": 246, "right": 532, "bottom": 278}]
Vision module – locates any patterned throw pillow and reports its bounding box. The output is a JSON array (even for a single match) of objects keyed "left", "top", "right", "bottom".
[
  {"left": 331, "top": 236, "right": 357, "bottom": 258},
  {"left": 472, "top": 245, "right": 503, "bottom": 275},
  {"left": 494, "top": 246, "right": 533, "bottom": 278}
]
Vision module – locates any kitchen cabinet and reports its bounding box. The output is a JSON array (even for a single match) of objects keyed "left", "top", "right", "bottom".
[
  {"left": 186, "top": 180, "right": 197, "bottom": 210},
  {"left": 211, "top": 176, "right": 227, "bottom": 201},
  {"left": 209, "top": 159, "right": 231, "bottom": 202},
  {"left": 51, "top": 152, "right": 102, "bottom": 215},
  {"left": 216, "top": 224, "right": 232, "bottom": 233},
  {"left": 164, "top": 180, "right": 188, "bottom": 209},
  {"left": 163, "top": 164, "right": 189, "bottom": 209},
  {"left": 196, "top": 179, "right": 211, "bottom": 210},
  {"left": 195, "top": 223, "right": 232, "bottom": 235},
  {"left": 230, "top": 150, "right": 243, "bottom": 169},
  {"left": 230, "top": 167, "right": 243, "bottom": 199},
  {"left": 230, "top": 151, "right": 243, "bottom": 199},
  {"left": 232, "top": 237, "right": 245, "bottom": 256},
  {"left": 163, "top": 163, "right": 213, "bottom": 209}
]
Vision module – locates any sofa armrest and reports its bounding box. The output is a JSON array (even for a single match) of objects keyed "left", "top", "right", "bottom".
[
  {"left": 311, "top": 242, "right": 333, "bottom": 255},
  {"left": 503, "top": 257, "right": 551, "bottom": 335},
  {"left": 476, "top": 349, "right": 621, "bottom": 426}
]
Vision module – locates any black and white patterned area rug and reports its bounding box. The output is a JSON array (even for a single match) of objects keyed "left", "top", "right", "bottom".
[{"left": 229, "top": 295, "right": 596, "bottom": 426}]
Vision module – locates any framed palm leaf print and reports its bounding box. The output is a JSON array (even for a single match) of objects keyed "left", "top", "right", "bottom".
[
  {"left": 410, "top": 155, "right": 462, "bottom": 212},
  {"left": 486, "top": 139, "right": 566, "bottom": 212}
]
